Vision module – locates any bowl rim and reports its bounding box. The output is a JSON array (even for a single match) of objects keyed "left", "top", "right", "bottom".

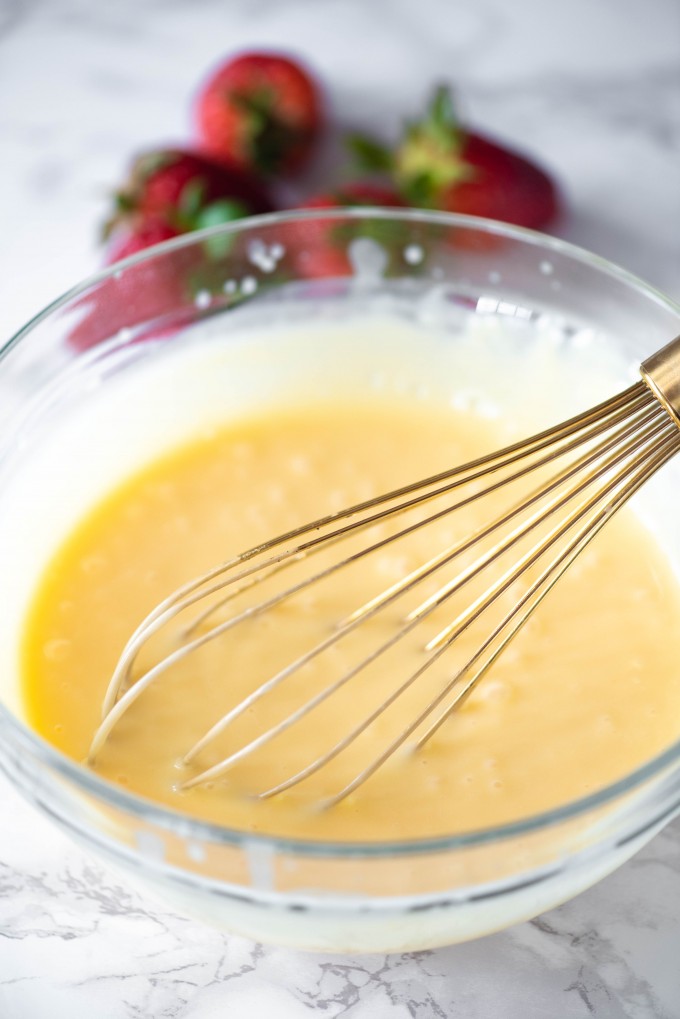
[{"left": 3, "top": 207, "right": 680, "bottom": 860}]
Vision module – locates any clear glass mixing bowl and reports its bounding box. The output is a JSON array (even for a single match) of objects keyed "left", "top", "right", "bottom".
[{"left": 1, "top": 210, "right": 679, "bottom": 953}]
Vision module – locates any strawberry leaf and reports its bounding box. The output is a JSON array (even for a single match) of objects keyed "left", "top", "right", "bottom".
[
  {"left": 179, "top": 179, "right": 207, "bottom": 222},
  {"left": 430, "top": 85, "right": 458, "bottom": 134},
  {"left": 134, "top": 150, "right": 175, "bottom": 180},
  {"left": 401, "top": 172, "right": 437, "bottom": 207},
  {"left": 196, "top": 200, "right": 250, "bottom": 260},
  {"left": 394, "top": 86, "right": 471, "bottom": 197},
  {"left": 231, "top": 90, "right": 299, "bottom": 175},
  {"left": 101, "top": 191, "right": 135, "bottom": 241},
  {"left": 194, "top": 199, "right": 250, "bottom": 230},
  {"left": 115, "top": 192, "right": 135, "bottom": 213},
  {"left": 346, "top": 133, "right": 394, "bottom": 174}
]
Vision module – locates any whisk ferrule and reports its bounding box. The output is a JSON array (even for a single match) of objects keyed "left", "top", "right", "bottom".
[{"left": 641, "top": 334, "right": 680, "bottom": 425}]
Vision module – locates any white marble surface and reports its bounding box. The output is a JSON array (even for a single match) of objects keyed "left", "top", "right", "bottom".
[{"left": 1, "top": 0, "right": 680, "bottom": 1016}]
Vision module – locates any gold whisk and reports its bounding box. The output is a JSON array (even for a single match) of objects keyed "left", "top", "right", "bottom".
[{"left": 88, "top": 336, "right": 680, "bottom": 807}]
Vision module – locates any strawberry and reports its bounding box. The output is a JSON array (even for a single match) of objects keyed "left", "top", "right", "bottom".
[
  {"left": 349, "top": 86, "right": 560, "bottom": 236},
  {"left": 300, "top": 182, "right": 405, "bottom": 211},
  {"left": 105, "top": 148, "right": 273, "bottom": 241},
  {"left": 74, "top": 219, "right": 219, "bottom": 352},
  {"left": 71, "top": 229, "right": 189, "bottom": 352},
  {"left": 68, "top": 266, "right": 181, "bottom": 353},
  {"left": 194, "top": 52, "right": 322, "bottom": 176},
  {"left": 294, "top": 183, "right": 407, "bottom": 278},
  {"left": 104, "top": 219, "right": 181, "bottom": 265},
  {"left": 78, "top": 203, "right": 269, "bottom": 352}
]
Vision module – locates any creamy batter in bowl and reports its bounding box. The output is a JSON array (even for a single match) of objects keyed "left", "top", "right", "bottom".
[{"left": 1, "top": 211, "right": 680, "bottom": 952}]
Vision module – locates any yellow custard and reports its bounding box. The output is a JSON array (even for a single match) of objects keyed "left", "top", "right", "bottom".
[{"left": 21, "top": 393, "right": 680, "bottom": 842}]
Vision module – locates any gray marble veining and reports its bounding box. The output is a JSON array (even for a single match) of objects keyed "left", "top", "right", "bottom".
[{"left": 1, "top": 777, "right": 679, "bottom": 1018}]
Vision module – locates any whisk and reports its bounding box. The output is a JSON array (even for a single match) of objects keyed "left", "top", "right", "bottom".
[{"left": 88, "top": 335, "right": 680, "bottom": 807}]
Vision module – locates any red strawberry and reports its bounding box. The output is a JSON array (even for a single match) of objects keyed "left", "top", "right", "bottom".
[
  {"left": 300, "top": 182, "right": 405, "bottom": 211},
  {"left": 349, "top": 86, "right": 560, "bottom": 237},
  {"left": 73, "top": 220, "right": 201, "bottom": 352},
  {"left": 294, "top": 183, "right": 407, "bottom": 278},
  {"left": 105, "top": 219, "right": 181, "bottom": 265},
  {"left": 106, "top": 148, "right": 273, "bottom": 240},
  {"left": 195, "top": 52, "right": 322, "bottom": 176}
]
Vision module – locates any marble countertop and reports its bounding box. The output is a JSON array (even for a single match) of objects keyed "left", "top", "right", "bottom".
[{"left": 1, "top": 0, "right": 679, "bottom": 1016}]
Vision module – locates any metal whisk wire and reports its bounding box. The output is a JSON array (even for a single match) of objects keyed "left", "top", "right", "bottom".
[{"left": 88, "top": 336, "right": 680, "bottom": 806}]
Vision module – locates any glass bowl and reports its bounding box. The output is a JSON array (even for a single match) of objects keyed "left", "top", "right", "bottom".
[{"left": 1, "top": 210, "right": 680, "bottom": 954}]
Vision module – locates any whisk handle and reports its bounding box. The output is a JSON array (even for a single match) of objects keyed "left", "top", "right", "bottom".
[{"left": 641, "top": 334, "right": 680, "bottom": 426}]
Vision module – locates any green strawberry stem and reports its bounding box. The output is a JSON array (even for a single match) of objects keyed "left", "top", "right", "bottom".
[
  {"left": 345, "top": 86, "right": 475, "bottom": 209},
  {"left": 346, "top": 133, "right": 394, "bottom": 174},
  {"left": 396, "top": 85, "right": 473, "bottom": 204},
  {"left": 178, "top": 179, "right": 207, "bottom": 224}
]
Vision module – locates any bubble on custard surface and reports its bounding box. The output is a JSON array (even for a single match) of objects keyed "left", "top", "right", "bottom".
[
  {"left": 329, "top": 487, "right": 351, "bottom": 512},
  {"left": 80, "top": 550, "right": 107, "bottom": 574},
  {"left": 247, "top": 239, "right": 271, "bottom": 271},
  {"left": 348, "top": 237, "right": 388, "bottom": 282},
  {"left": 572, "top": 327, "right": 597, "bottom": 350},
  {"left": 404, "top": 243, "right": 424, "bottom": 266},
  {"left": 288, "top": 454, "right": 311, "bottom": 477},
  {"left": 247, "top": 239, "right": 277, "bottom": 273},
  {"left": 449, "top": 390, "right": 473, "bottom": 412},
  {"left": 44, "top": 638, "right": 71, "bottom": 662},
  {"left": 186, "top": 840, "right": 206, "bottom": 863},
  {"left": 231, "top": 440, "right": 253, "bottom": 462},
  {"left": 476, "top": 679, "right": 510, "bottom": 703},
  {"left": 472, "top": 395, "right": 501, "bottom": 419},
  {"left": 375, "top": 553, "right": 410, "bottom": 582},
  {"left": 266, "top": 483, "right": 286, "bottom": 506},
  {"left": 134, "top": 830, "right": 166, "bottom": 861},
  {"left": 164, "top": 515, "right": 190, "bottom": 537},
  {"left": 123, "top": 501, "right": 144, "bottom": 521},
  {"left": 241, "top": 275, "right": 258, "bottom": 296},
  {"left": 417, "top": 283, "right": 456, "bottom": 327}
]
